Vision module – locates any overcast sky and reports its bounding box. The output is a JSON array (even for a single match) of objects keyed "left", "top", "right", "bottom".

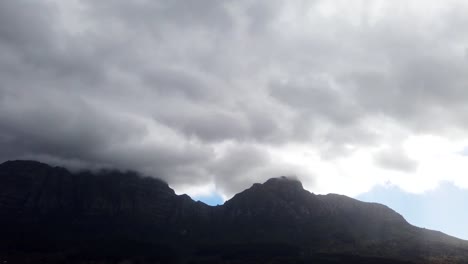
[{"left": 1, "top": 0, "right": 468, "bottom": 236}]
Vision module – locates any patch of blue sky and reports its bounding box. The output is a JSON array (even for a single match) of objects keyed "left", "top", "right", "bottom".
[
  {"left": 357, "top": 182, "right": 468, "bottom": 240},
  {"left": 192, "top": 192, "right": 224, "bottom": 206}
]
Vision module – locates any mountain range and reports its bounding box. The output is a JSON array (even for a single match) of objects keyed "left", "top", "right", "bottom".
[{"left": 0, "top": 160, "right": 467, "bottom": 263}]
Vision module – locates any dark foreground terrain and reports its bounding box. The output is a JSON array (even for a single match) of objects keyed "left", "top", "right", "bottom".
[{"left": 1, "top": 160, "right": 467, "bottom": 263}]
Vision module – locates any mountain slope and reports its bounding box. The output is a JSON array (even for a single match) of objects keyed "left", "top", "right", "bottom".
[{"left": 0, "top": 160, "right": 467, "bottom": 263}]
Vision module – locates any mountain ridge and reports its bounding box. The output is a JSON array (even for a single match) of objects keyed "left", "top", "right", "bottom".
[{"left": 1, "top": 160, "right": 467, "bottom": 263}]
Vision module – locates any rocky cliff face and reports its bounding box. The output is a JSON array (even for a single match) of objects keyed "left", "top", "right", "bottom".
[
  {"left": 0, "top": 160, "right": 213, "bottom": 249},
  {"left": 0, "top": 160, "right": 467, "bottom": 264},
  {"left": 220, "top": 176, "right": 410, "bottom": 243},
  {"left": 0, "top": 160, "right": 213, "bottom": 219}
]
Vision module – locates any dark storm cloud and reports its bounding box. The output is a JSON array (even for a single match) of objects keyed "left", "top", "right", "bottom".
[
  {"left": 0, "top": 89, "right": 212, "bottom": 178},
  {"left": 1, "top": 0, "right": 468, "bottom": 195},
  {"left": 0, "top": 1, "right": 55, "bottom": 51},
  {"left": 0, "top": 93, "right": 143, "bottom": 160}
]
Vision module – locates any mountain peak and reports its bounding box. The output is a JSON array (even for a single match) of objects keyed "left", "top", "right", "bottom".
[
  {"left": 262, "top": 176, "right": 304, "bottom": 191},
  {"left": 226, "top": 176, "right": 308, "bottom": 207},
  {"left": 1, "top": 161, "right": 468, "bottom": 263}
]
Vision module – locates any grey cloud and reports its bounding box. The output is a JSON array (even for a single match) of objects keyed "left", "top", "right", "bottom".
[
  {"left": 374, "top": 147, "right": 418, "bottom": 172},
  {"left": 268, "top": 77, "right": 379, "bottom": 158},
  {"left": 0, "top": 89, "right": 214, "bottom": 185},
  {"left": 269, "top": 77, "right": 363, "bottom": 130},
  {"left": 211, "top": 144, "right": 271, "bottom": 196},
  {"left": 0, "top": 0, "right": 55, "bottom": 50},
  {"left": 1, "top": 0, "right": 468, "bottom": 196},
  {"left": 154, "top": 101, "right": 281, "bottom": 143},
  {"left": 0, "top": 90, "right": 140, "bottom": 162},
  {"left": 141, "top": 67, "right": 223, "bottom": 102},
  {"left": 85, "top": 0, "right": 234, "bottom": 31},
  {"left": 210, "top": 144, "right": 308, "bottom": 197},
  {"left": 157, "top": 109, "right": 250, "bottom": 142}
]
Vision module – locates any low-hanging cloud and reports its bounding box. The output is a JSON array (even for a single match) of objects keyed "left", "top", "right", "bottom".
[{"left": 2, "top": 0, "right": 468, "bottom": 197}]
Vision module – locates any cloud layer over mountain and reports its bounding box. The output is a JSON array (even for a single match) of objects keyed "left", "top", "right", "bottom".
[{"left": 1, "top": 0, "right": 468, "bottom": 198}]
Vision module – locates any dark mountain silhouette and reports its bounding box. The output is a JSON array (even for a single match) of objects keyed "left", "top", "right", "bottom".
[{"left": 1, "top": 160, "right": 467, "bottom": 263}]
